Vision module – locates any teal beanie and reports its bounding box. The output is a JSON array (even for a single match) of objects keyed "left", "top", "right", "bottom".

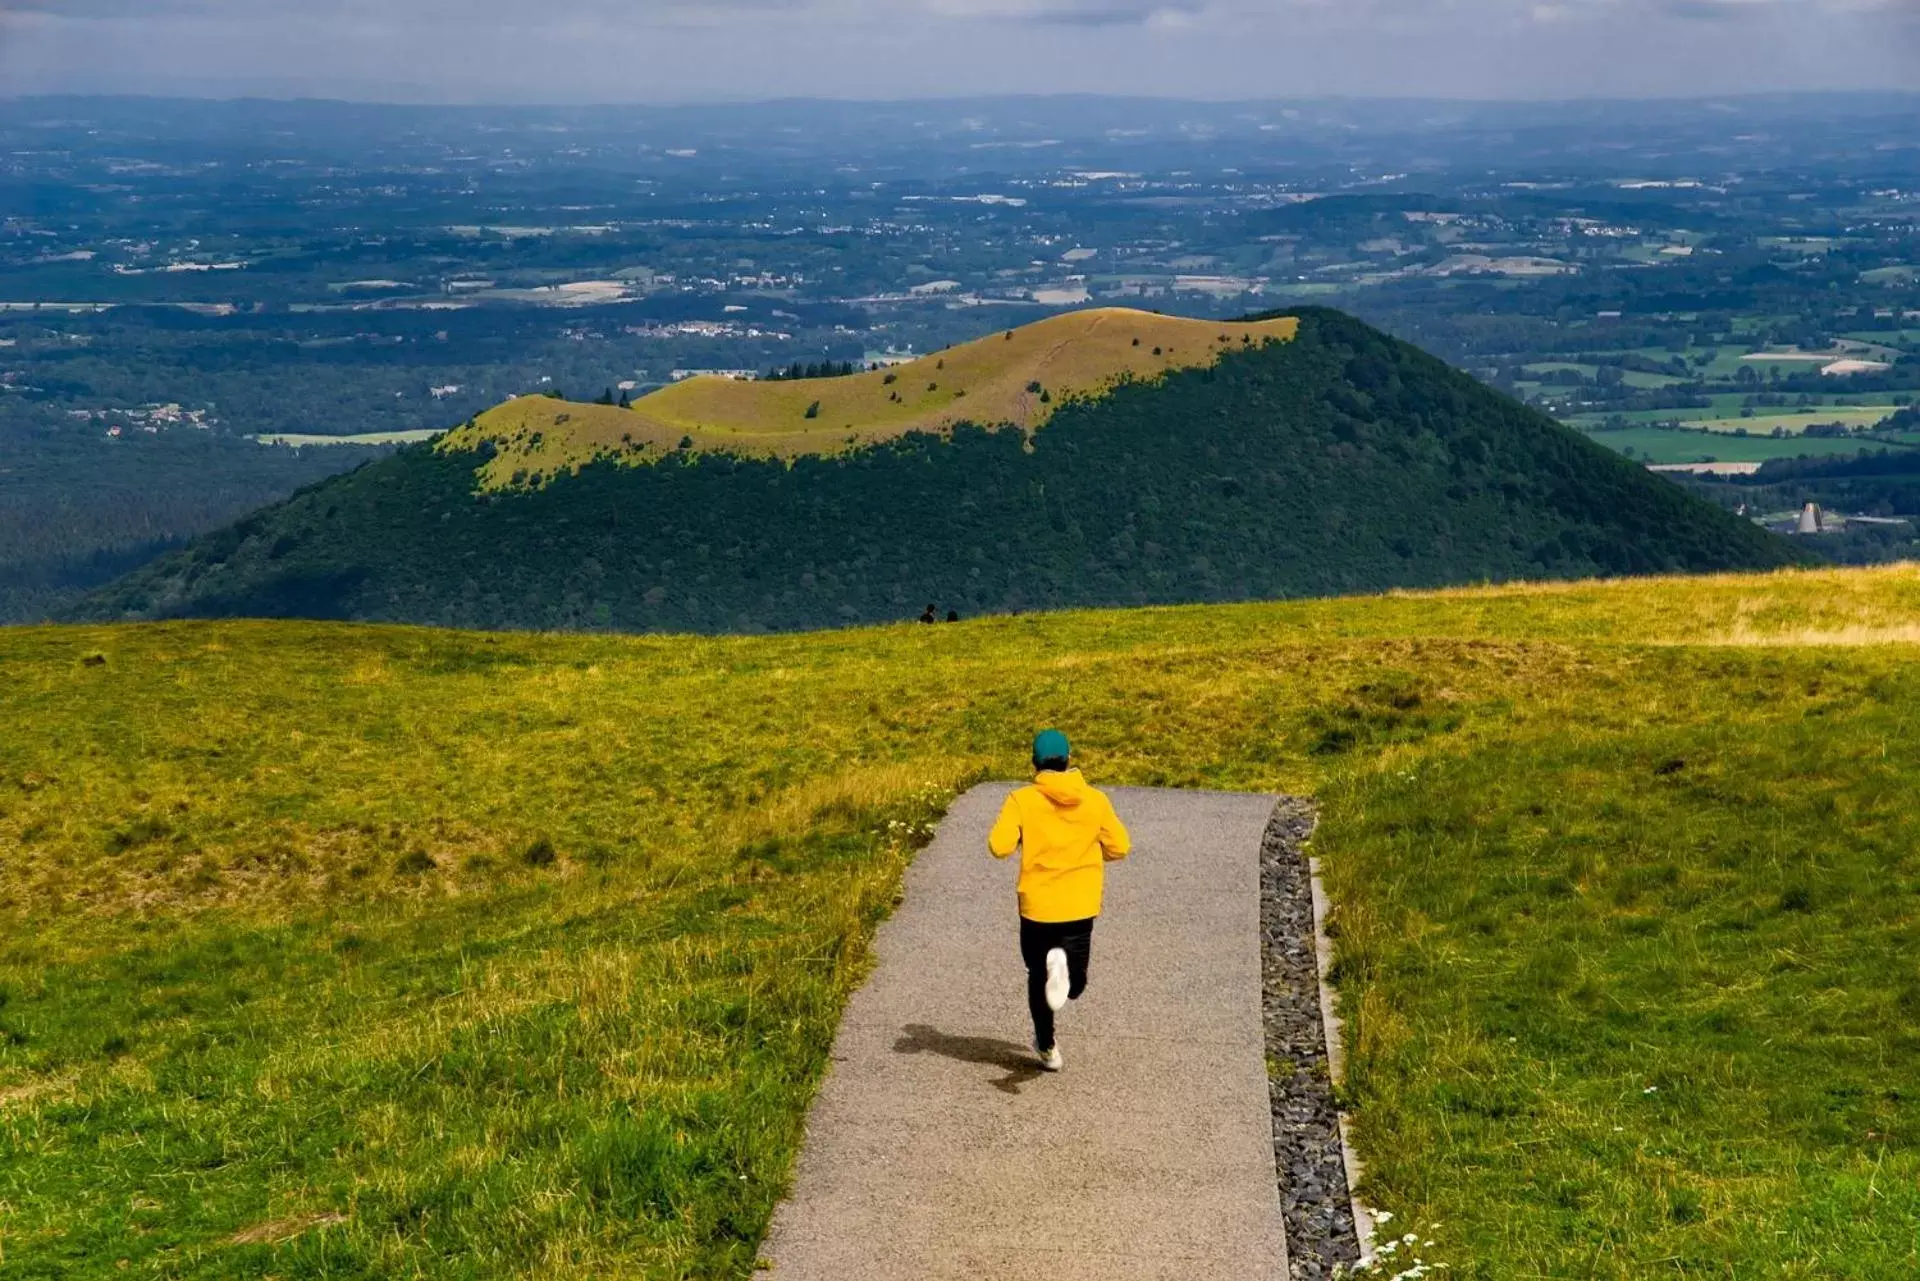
[{"left": 1032, "top": 728, "right": 1071, "bottom": 766}]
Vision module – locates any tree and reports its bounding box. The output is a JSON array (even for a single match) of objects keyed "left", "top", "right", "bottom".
[{"left": 804, "top": 401, "right": 821, "bottom": 419}]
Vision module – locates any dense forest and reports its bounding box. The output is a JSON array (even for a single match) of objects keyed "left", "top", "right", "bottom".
[
  {"left": 0, "top": 417, "right": 384, "bottom": 622},
  {"left": 74, "top": 310, "right": 1804, "bottom": 632}
]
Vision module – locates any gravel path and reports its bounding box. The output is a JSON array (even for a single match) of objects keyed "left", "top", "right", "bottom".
[{"left": 1259, "top": 799, "right": 1364, "bottom": 1279}]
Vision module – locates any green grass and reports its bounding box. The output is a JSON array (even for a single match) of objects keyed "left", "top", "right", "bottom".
[
  {"left": 1563, "top": 394, "right": 1777, "bottom": 430},
  {"left": 1567, "top": 402, "right": 1904, "bottom": 434},
  {"left": 1575, "top": 426, "right": 1916, "bottom": 464},
  {"left": 1520, "top": 363, "right": 1685, "bottom": 390},
  {"left": 1323, "top": 664, "right": 1920, "bottom": 1277},
  {"left": 5, "top": 568, "right": 1920, "bottom": 1276},
  {"left": 1841, "top": 329, "right": 1920, "bottom": 349}
]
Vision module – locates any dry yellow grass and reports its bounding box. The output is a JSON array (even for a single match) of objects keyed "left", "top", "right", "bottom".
[
  {"left": 442, "top": 307, "right": 1298, "bottom": 489},
  {"left": 1708, "top": 622, "right": 1920, "bottom": 646},
  {"left": 227, "top": 1212, "right": 348, "bottom": 1246}
]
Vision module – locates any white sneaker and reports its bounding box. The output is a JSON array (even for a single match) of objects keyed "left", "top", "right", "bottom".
[
  {"left": 1044, "top": 947, "right": 1070, "bottom": 1012},
  {"left": 1036, "top": 1043, "right": 1063, "bottom": 1071}
]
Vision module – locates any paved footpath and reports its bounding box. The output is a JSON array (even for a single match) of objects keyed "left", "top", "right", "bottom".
[{"left": 761, "top": 782, "right": 1288, "bottom": 1280}]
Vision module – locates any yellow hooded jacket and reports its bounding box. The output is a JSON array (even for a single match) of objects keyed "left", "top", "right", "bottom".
[{"left": 987, "top": 770, "right": 1131, "bottom": 922}]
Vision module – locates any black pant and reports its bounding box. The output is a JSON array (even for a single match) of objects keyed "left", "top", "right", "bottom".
[{"left": 1019, "top": 916, "right": 1094, "bottom": 1051}]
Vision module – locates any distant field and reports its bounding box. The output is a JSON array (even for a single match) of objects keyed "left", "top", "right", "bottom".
[
  {"left": 253, "top": 430, "right": 443, "bottom": 447},
  {"left": 1519, "top": 362, "right": 1685, "bottom": 389},
  {"left": 1598, "top": 346, "right": 1866, "bottom": 381},
  {"left": 1579, "top": 425, "right": 1919, "bottom": 464},
  {"left": 446, "top": 308, "right": 1299, "bottom": 489},
  {"left": 1689, "top": 407, "right": 1900, "bottom": 436},
  {"left": 1841, "top": 329, "right": 1920, "bottom": 348},
  {"left": 1568, "top": 399, "right": 1902, "bottom": 431},
  {"left": 5, "top": 567, "right": 1919, "bottom": 1277},
  {"left": 1566, "top": 406, "right": 1748, "bottom": 428}
]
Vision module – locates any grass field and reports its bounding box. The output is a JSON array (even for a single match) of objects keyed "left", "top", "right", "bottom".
[
  {"left": 5, "top": 567, "right": 1920, "bottom": 1277},
  {"left": 253, "top": 430, "right": 444, "bottom": 447},
  {"left": 1686, "top": 407, "right": 1900, "bottom": 436},
  {"left": 1568, "top": 404, "right": 1905, "bottom": 433},
  {"left": 1576, "top": 425, "right": 1918, "bottom": 464},
  {"left": 1563, "top": 395, "right": 1779, "bottom": 429},
  {"left": 443, "top": 308, "right": 1298, "bottom": 489},
  {"left": 1841, "top": 329, "right": 1920, "bottom": 349},
  {"left": 1519, "top": 363, "right": 1685, "bottom": 390}
]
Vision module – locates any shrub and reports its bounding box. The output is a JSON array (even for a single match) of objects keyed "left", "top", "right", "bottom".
[{"left": 395, "top": 848, "right": 437, "bottom": 875}]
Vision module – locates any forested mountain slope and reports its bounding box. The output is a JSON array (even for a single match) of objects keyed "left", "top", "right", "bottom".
[{"left": 73, "top": 309, "right": 1803, "bottom": 631}]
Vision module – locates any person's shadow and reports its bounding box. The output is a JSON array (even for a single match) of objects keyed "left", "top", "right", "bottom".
[{"left": 894, "top": 1023, "right": 1044, "bottom": 1095}]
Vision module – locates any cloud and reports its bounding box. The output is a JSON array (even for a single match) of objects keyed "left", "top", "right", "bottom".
[
  {"left": 1659, "top": 0, "right": 1771, "bottom": 19},
  {"left": 1, "top": 0, "right": 1915, "bottom": 99},
  {"left": 944, "top": 0, "right": 1206, "bottom": 27}
]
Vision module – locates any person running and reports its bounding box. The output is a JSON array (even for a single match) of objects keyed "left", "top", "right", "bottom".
[{"left": 987, "top": 729, "right": 1131, "bottom": 1071}]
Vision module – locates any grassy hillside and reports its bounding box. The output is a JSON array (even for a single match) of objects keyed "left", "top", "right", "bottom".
[
  {"left": 448, "top": 308, "right": 1301, "bottom": 489},
  {"left": 6, "top": 565, "right": 1919, "bottom": 1278},
  {"left": 73, "top": 309, "right": 1803, "bottom": 631}
]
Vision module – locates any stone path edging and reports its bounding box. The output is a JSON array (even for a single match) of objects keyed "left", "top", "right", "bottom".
[
  {"left": 1257, "top": 802, "right": 1361, "bottom": 1279},
  {"left": 1308, "top": 854, "right": 1378, "bottom": 1269}
]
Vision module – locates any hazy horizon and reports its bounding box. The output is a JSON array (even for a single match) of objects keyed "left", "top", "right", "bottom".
[
  {"left": 4, "top": 1, "right": 1917, "bottom": 105},
  {"left": 5, "top": 87, "right": 1920, "bottom": 108}
]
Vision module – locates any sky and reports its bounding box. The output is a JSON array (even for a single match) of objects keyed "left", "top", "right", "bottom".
[{"left": 1, "top": 0, "right": 1916, "bottom": 103}]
